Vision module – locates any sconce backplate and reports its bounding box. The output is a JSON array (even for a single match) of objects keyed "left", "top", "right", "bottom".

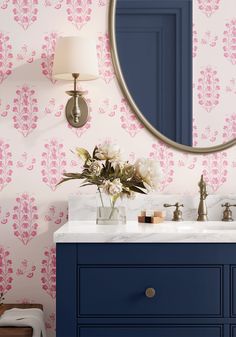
[{"left": 65, "top": 96, "right": 89, "bottom": 128}]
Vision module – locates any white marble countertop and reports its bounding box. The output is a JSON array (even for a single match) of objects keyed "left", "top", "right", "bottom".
[{"left": 54, "top": 221, "right": 236, "bottom": 243}]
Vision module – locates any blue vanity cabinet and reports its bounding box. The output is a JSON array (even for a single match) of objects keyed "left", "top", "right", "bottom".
[
  {"left": 56, "top": 243, "right": 236, "bottom": 337},
  {"left": 78, "top": 326, "right": 222, "bottom": 337},
  {"left": 79, "top": 266, "right": 222, "bottom": 316},
  {"left": 232, "top": 326, "right": 236, "bottom": 336},
  {"left": 232, "top": 266, "right": 236, "bottom": 317}
]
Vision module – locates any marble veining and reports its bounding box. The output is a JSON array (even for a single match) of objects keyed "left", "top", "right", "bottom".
[
  {"left": 68, "top": 193, "right": 236, "bottom": 222},
  {"left": 54, "top": 221, "right": 236, "bottom": 243}
]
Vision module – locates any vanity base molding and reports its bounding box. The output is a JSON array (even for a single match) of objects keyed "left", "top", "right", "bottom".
[{"left": 56, "top": 243, "right": 236, "bottom": 337}]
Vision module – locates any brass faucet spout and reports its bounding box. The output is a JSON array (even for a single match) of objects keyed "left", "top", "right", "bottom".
[{"left": 197, "top": 174, "right": 208, "bottom": 221}]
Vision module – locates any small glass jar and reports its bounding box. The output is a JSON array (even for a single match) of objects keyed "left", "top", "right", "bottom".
[{"left": 96, "top": 191, "right": 126, "bottom": 225}]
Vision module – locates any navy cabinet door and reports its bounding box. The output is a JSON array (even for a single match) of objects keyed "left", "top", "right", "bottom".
[
  {"left": 231, "top": 266, "right": 236, "bottom": 317},
  {"left": 78, "top": 266, "right": 222, "bottom": 316},
  {"left": 116, "top": 0, "right": 192, "bottom": 146},
  {"left": 79, "top": 326, "right": 222, "bottom": 337}
]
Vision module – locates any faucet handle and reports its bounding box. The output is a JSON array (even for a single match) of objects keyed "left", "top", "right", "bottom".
[
  {"left": 221, "top": 203, "right": 236, "bottom": 222},
  {"left": 163, "top": 203, "right": 184, "bottom": 221}
]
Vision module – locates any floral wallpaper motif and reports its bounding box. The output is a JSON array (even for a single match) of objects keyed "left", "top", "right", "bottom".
[
  {"left": 120, "top": 98, "right": 144, "bottom": 137},
  {"left": 149, "top": 142, "right": 175, "bottom": 192},
  {"left": 13, "top": 85, "right": 39, "bottom": 137},
  {"left": 41, "top": 247, "right": 56, "bottom": 299},
  {"left": 66, "top": 0, "right": 92, "bottom": 30},
  {"left": 16, "top": 259, "right": 36, "bottom": 278},
  {"left": 197, "top": 0, "right": 221, "bottom": 17},
  {"left": 223, "top": 19, "right": 236, "bottom": 65},
  {"left": 0, "top": 32, "right": 13, "bottom": 84},
  {"left": 41, "top": 139, "right": 67, "bottom": 191},
  {"left": 97, "top": 33, "right": 115, "bottom": 83},
  {"left": 0, "top": 1, "right": 236, "bottom": 336},
  {"left": 0, "top": 246, "right": 13, "bottom": 295},
  {"left": 41, "top": 32, "right": 58, "bottom": 84},
  {"left": 12, "top": 0, "right": 39, "bottom": 30},
  {"left": 0, "top": 140, "right": 13, "bottom": 191},
  {"left": 197, "top": 66, "right": 221, "bottom": 112},
  {"left": 12, "top": 193, "right": 38, "bottom": 245},
  {"left": 202, "top": 152, "right": 228, "bottom": 192}
]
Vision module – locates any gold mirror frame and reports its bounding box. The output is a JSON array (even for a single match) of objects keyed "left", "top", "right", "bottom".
[{"left": 108, "top": 0, "right": 236, "bottom": 154}]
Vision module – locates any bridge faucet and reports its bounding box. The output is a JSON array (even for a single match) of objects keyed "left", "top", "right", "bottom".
[{"left": 197, "top": 174, "right": 208, "bottom": 221}]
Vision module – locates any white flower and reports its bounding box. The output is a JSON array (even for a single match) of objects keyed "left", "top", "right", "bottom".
[
  {"left": 96, "top": 142, "right": 122, "bottom": 161},
  {"left": 122, "top": 162, "right": 135, "bottom": 177},
  {"left": 89, "top": 160, "right": 102, "bottom": 176},
  {"left": 135, "top": 158, "right": 161, "bottom": 190},
  {"left": 103, "top": 178, "right": 123, "bottom": 196}
]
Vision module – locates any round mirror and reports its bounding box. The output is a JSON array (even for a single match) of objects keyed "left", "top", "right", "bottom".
[{"left": 109, "top": 0, "right": 236, "bottom": 154}]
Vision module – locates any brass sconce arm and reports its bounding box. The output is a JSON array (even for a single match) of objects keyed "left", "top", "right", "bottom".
[{"left": 65, "top": 73, "right": 89, "bottom": 128}]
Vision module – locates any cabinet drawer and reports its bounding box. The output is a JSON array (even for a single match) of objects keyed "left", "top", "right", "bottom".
[
  {"left": 78, "top": 266, "right": 222, "bottom": 316},
  {"left": 78, "top": 326, "right": 222, "bottom": 337}
]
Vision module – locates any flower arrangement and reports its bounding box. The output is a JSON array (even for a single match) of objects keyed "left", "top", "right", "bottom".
[{"left": 59, "top": 142, "right": 160, "bottom": 209}]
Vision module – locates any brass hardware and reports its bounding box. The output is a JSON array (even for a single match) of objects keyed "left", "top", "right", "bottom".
[
  {"left": 65, "top": 73, "right": 89, "bottom": 128},
  {"left": 108, "top": 0, "right": 236, "bottom": 153},
  {"left": 145, "top": 287, "right": 156, "bottom": 298},
  {"left": 197, "top": 174, "right": 208, "bottom": 221},
  {"left": 163, "top": 203, "right": 184, "bottom": 221},
  {"left": 221, "top": 203, "right": 236, "bottom": 222}
]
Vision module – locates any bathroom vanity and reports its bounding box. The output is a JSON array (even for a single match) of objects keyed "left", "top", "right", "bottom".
[{"left": 55, "top": 221, "right": 236, "bottom": 337}]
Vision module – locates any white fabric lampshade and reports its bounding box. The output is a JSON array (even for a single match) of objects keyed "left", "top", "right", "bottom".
[{"left": 52, "top": 36, "right": 99, "bottom": 81}]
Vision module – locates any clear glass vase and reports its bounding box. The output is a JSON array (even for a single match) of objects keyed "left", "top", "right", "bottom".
[{"left": 96, "top": 190, "right": 126, "bottom": 225}]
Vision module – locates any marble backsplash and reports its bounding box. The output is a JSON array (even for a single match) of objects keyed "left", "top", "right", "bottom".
[{"left": 69, "top": 193, "right": 236, "bottom": 222}]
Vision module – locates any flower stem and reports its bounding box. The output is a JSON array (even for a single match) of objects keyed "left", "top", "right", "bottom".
[
  {"left": 98, "top": 187, "right": 104, "bottom": 207},
  {"left": 109, "top": 206, "right": 115, "bottom": 219},
  {"left": 109, "top": 199, "right": 116, "bottom": 219}
]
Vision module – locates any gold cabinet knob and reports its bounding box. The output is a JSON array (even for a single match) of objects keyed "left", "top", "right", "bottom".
[{"left": 145, "top": 287, "right": 156, "bottom": 298}]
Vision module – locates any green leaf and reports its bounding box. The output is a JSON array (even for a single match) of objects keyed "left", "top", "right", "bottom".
[
  {"left": 80, "top": 183, "right": 94, "bottom": 187},
  {"left": 129, "top": 186, "right": 147, "bottom": 194},
  {"left": 62, "top": 172, "right": 83, "bottom": 178},
  {"left": 133, "top": 181, "right": 146, "bottom": 189},
  {"left": 92, "top": 146, "right": 99, "bottom": 159},
  {"left": 56, "top": 177, "right": 80, "bottom": 186},
  {"left": 76, "top": 148, "right": 91, "bottom": 162}
]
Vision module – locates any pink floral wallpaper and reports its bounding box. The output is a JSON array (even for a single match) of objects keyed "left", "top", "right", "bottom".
[{"left": 0, "top": 1, "right": 236, "bottom": 336}]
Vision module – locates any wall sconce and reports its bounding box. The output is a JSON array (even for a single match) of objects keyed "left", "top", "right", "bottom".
[{"left": 52, "top": 36, "right": 99, "bottom": 128}]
